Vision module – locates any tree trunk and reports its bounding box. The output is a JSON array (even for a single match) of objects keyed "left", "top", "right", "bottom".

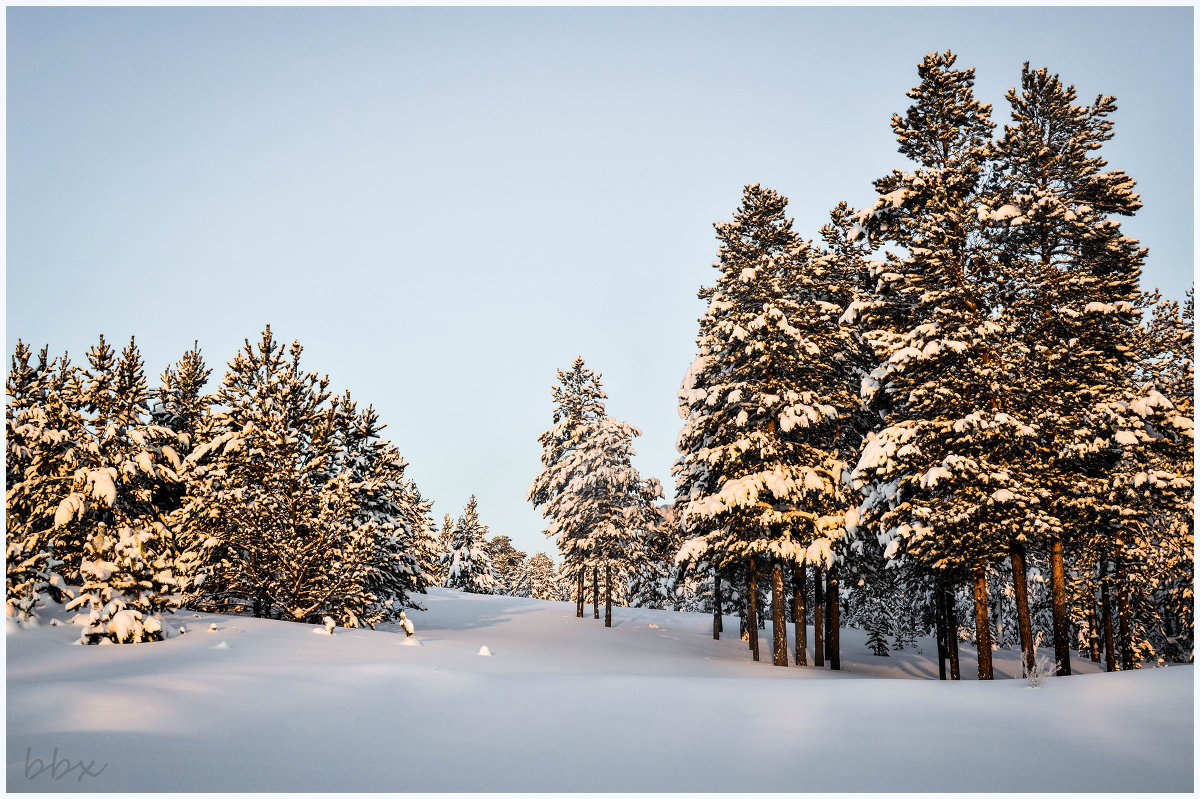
[
  {"left": 604, "top": 563, "right": 612, "bottom": 628},
  {"left": 771, "top": 561, "right": 787, "bottom": 666},
  {"left": 1116, "top": 555, "right": 1133, "bottom": 670},
  {"left": 576, "top": 570, "right": 584, "bottom": 618},
  {"left": 746, "top": 557, "right": 760, "bottom": 662},
  {"left": 946, "top": 586, "right": 961, "bottom": 681},
  {"left": 1010, "top": 541, "right": 1035, "bottom": 674},
  {"left": 813, "top": 568, "right": 825, "bottom": 667},
  {"left": 1100, "top": 557, "right": 1117, "bottom": 672},
  {"left": 823, "top": 568, "right": 833, "bottom": 655},
  {"left": 973, "top": 568, "right": 994, "bottom": 680},
  {"left": 793, "top": 562, "right": 807, "bottom": 666},
  {"left": 1050, "top": 537, "right": 1071, "bottom": 676},
  {"left": 828, "top": 564, "right": 841, "bottom": 671},
  {"left": 712, "top": 567, "right": 722, "bottom": 640},
  {"left": 592, "top": 566, "right": 600, "bottom": 620},
  {"left": 935, "top": 587, "right": 948, "bottom": 681},
  {"left": 1088, "top": 580, "right": 1101, "bottom": 663}
]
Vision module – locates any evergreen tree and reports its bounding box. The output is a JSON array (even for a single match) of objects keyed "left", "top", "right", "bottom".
[
  {"left": 441, "top": 495, "right": 500, "bottom": 593},
  {"left": 182, "top": 327, "right": 382, "bottom": 624},
  {"left": 525, "top": 552, "right": 565, "bottom": 601},
  {"left": 850, "top": 51, "right": 1040, "bottom": 679},
  {"left": 528, "top": 357, "right": 608, "bottom": 601},
  {"left": 6, "top": 343, "right": 81, "bottom": 619},
  {"left": 987, "top": 62, "right": 1189, "bottom": 672},
  {"left": 54, "top": 336, "right": 187, "bottom": 642},
  {"left": 676, "top": 183, "right": 863, "bottom": 665},
  {"left": 486, "top": 535, "right": 527, "bottom": 596}
]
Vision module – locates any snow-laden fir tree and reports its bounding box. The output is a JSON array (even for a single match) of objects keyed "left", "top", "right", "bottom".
[
  {"left": 525, "top": 552, "right": 565, "bottom": 601},
  {"left": 486, "top": 535, "right": 527, "bottom": 596},
  {"left": 528, "top": 357, "right": 607, "bottom": 615},
  {"left": 529, "top": 357, "right": 661, "bottom": 624},
  {"left": 331, "top": 392, "right": 432, "bottom": 620},
  {"left": 676, "top": 183, "right": 866, "bottom": 666},
  {"left": 849, "top": 52, "right": 1049, "bottom": 679},
  {"left": 181, "top": 327, "right": 406, "bottom": 625},
  {"left": 987, "top": 63, "right": 1192, "bottom": 671},
  {"left": 441, "top": 495, "right": 500, "bottom": 594},
  {"left": 6, "top": 342, "right": 83, "bottom": 620},
  {"left": 44, "top": 336, "right": 190, "bottom": 643}
]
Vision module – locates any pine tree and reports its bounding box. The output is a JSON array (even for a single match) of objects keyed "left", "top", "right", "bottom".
[
  {"left": 987, "top": 62, "right": 1189, "bottom": 673},
  {"left": 182, "top": 327, "right": 381, "bottom": 623},
  {"left": 486, "top": 535, "right": 527, "bottom": 596},
  {"left": 850, "top": 51, "right": 1057, "bottom": 679},
  {"left": 676, "top": 183, "right": 866, "bottom": 665},
  {"left": 441, "top": 495, "right": 500, "bottom": 594},
  {"left": 6, "top": 343, "right": 81, "bottom": 619},
  {"left": 528, "top": 357, "right": 608, "bottom": 599},
  {"left": 56, "top": 336, "right": 187, "bottom": 643},
  {"left": 525, "top": 552, "right": 564, "bottom": 601}
]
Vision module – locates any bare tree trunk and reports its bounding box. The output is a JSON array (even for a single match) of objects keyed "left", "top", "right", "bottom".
[
  {"left": 973, "top": 568, "right": 994, "bottom": 680},
  {"left": 1100, "top": 557, "right": 1117, "bottom": 672},
  {"left": 1010, "top": 541, "right": 1035, "bottom": 674},
  {"left": 828, "top": 564, "right": 841, "bottom": 671},
  {"left": 1088, "top": 576, "right": 1101, "bottom": 663},
  {"left": 592, "top": 566, "right": 600, "bottom": 620},
  {"left": 946, "top": 586, "right": 961, "bottom": 681},
  {"left": 712, "top": 566, "right": 722, "bottom": 640},
  {"left": 935, "top": 587, "right": 948, "bottom": 680},
  {"left": 576, "top": 570, "right": 584, "bottom": 618},
  {"left": 1116, "top": 555, "right": 1133, "bottom": 670},
  {"left": 604, "top": 563, "right": 612, "bottom": 628},
  {"left": 746, "top": 557, "right": 760, "bottom": 662},
  {"left": 1050, "top": 537, "right": 1071, "bottom": 676},
  {"left": 813, "top": 568, "right": 825, "bottom": 667},
  {"left": 793, "top": 562, "right": 807, "bottom": 666},
  {"left": 771, "top": 560, "right": 787, "bottom": 666},
  {"left": 823, "top": 568, "right": 833, "bottom": 655}
]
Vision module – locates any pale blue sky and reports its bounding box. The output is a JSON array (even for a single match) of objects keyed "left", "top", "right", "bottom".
[{"left": 7, "top": 7, "right": 1193, "bottom": 559}]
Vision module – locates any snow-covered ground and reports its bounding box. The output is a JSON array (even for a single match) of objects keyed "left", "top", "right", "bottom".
[{"left": 6, "top": 588, "right": 1193, "bottom": 793}]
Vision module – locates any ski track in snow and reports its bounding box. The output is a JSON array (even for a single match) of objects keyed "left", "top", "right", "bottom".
[{"left": 6, "top": 588, "right": 1193, "bottom": 792}]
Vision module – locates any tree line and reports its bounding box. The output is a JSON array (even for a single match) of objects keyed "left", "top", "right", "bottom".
[{"left": 6, "top": 327, "right": 567, "bottom": 642}]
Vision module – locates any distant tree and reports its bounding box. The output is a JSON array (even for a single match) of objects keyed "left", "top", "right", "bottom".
[
  {"left": 525, "top": 552, "right": 564, "bottom": 601},
  {"left": 441, "top": 495, "right": 500, "bottom": 594},
  {"left": 530, "top": 357, "right": 661, "bottom": 625},
  {"left": 528, "top": 357, "right": 607, "bottom": 615},
  {"left": 487, "top": 535, "right": 528, "bottom": 596}
]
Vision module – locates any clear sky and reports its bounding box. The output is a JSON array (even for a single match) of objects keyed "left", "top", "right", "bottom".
[{"left": 6, "top": 6, "right": 1193, "bottom": 559}]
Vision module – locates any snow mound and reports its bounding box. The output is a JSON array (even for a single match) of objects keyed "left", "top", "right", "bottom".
[
  {"left": 210, "top": 641, "right": 231, "bottom": 650},
  {"left": 477, "top": 645, "right": 492, "bottom": 656}
]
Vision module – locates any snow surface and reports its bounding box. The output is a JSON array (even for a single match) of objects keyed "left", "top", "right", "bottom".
[{"left": 5, "top": 588, "right": 1193, "bottom": 792}]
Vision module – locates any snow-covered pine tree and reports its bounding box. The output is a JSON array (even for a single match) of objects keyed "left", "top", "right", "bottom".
[
  {"left": 56, "top": 336, "right": 187, "bottom": 643},
  {"left": 850, "top": 52, "right": 1049, "bottom": 679},
  {"left": 486, "top": 535, "right": 527, "bottom": 596},
  {"left": 987, "top": 63, "right": 1191, "bottom": 673},
  {"left": 568, "top": 414, "right": 662, "bottom": 626},
  {"left": 441, "top": 495, "right": 500, "bottom": 594},
  {"left": 528, "top": 357, "right": 608, "bottom": 614},
  {"left": 331, "top": 393, "right": 431, "bottom": 622},
  {"left": 6, "top": 342, "right": 82, "bottom": 619},
  {"left": 182, "top": 327, "right": 382, "bottom": 624},
  {"left": 676, "top": 184, "right": 864, "bottom": 666},
  {"left": 525, "top": 552, "right": 564, "bottom": 601}
]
